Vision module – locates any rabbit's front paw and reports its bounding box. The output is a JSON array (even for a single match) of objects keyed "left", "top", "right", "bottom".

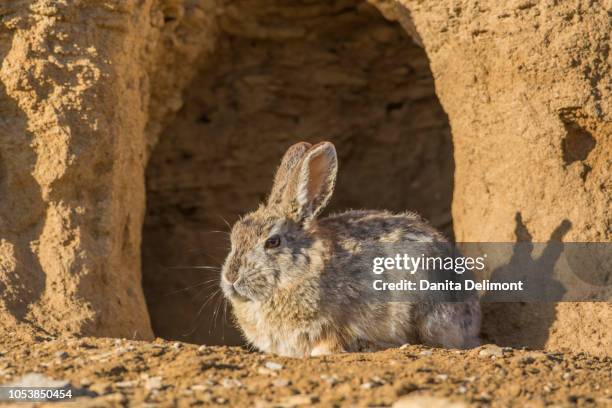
[{"left": 310, "top": 340, "right": 344, "bottom": 357}]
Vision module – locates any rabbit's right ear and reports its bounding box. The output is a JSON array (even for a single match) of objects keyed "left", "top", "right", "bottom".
[
  {"left": 285, "top": 141, "right": 338, "bottom": 222},
  {"left": 268, "top": 142, "right": 312, "bottom": 206}
]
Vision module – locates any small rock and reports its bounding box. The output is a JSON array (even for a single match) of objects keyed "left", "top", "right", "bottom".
[
  {"left": 546, "top": 353, "right": 564, "bottom": 363},
  {"left": 2, "top": 373, "right": 69, "bottom": 389},
  {"left": 148, "top": 343, "right": 166, "bottom": 349},
  {"left": 272, "top": 378, "right": 291, "bottom": 387},
  {"left": 475, "top": 392, "right": 492, "bottom": 403},
  {"left": 89, "top": 382, "right": 112, "bottom": 395},
  {"left": 419, "top": 350, "right": 433, "bottom": 356},
  {"left": 395, "top": 381, "right": 419, "bottom": 396},
  {"left": 56, "top": 351, "right": 69, "bottom": 360},
  {"left": 105, "top": 365, "right": 127, "bottom": 377},
  {"left": 458, "top": 385, "right": 468, "bottom": 394},
  {"left": 562, "top": 372, "right": 572, "bottom": 380},
  {"left": 191, "top": 384, "right": 210, "bottom": 392},
  {"left": 320, "top": 374, "right": 339, "bottom": 386},
  {"left": 172, "top": 342, "right": 182, "bottom": 350},
  {"left": 478, "top": 344, "right": 503, "bottom": 358},
  {"left": 520, "top": 356, "right": 536, "bottom": 365},
  {"left": 436, "top": 374, "right": 449, "bottom": 381},
  {"left": 151, "top": 346, "right": 167, "bottom": 357},
  {"left": 80, "top": 378, "right": 93, "bottom": 387},
  {"left": 89, "top": 393, "right": 127, "bottom": 406},
  {"left": 361, "top": 377, "right": 384, "bottom": 389},
  {"left": 257, "top": 367, "right": 276, "bottom": 376},
  {"left": 145, "top": 376, "right": 163, "bottom": 391},
  {"left": 91, "top": 351, "right": 115, "bottom": 361},
  {"left": 115, "top": 380, "right": 136, "bottom": 388},
  {"left": 264, "top": 361, "right": 283, "bottom": 371},
  {"left": 278, "top": 394, "right": 319, "bottom": 407},
  {"left": 197, "top": 345, "right": 209, "bottom": 355},
  {"left": 78, "top": 341, "right": 97, "bottom": 350},
  {"left": 222, "top": 378, "right": 242, "bottom": 389},
  {"left": 399, "top": 343, "right": 411, "bottom": 350},
  {"left": 393, "top": 395, "right": 468, "bottom": 408}
]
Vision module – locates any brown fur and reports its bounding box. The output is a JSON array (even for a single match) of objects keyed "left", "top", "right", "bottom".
[{"left": 221, "top": 142, "right": 480, "bottom": 357}]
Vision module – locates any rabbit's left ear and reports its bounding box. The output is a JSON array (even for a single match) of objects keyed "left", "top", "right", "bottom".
[{"left": 292, "top": 142, "right": 338, "bottom": 221}]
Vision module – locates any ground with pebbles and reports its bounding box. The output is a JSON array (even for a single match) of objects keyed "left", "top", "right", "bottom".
[{"left": 0, "top": 337, "right": 609, "bottom": 407}]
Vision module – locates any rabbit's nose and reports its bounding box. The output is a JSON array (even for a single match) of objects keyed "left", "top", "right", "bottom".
[
  {"left": 221, "top": 275, "right": 234, "bottom": 286},
  {"left": 220, "top": 275, "right": 239, "bottom": 299}
]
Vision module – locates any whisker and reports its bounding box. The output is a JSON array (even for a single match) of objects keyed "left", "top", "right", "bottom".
[
  {"left": 167, "top": 265, "right": 221, "bottom": 270},
  {"left": 222, "top": 299, "right": 228, "bottom": 340},
  {"left": 215, "top": 214, "right": 233, "bottom": 232},
  {"left": 202, "top": 230, "right": 231, "bottom": 235},
  {"left": 199, "top": 252, "right": 227, "bottom": 266},
  {"left": 183, "top": 288, "right": 222, "bottom": 337},
  {"left": 191, "top": 285, "right": 217, "bottom": 304},
  {"left": 211, "top": 292, "right": 224, "bottom": 334},
  {"left": 165, "top": 278, "right": 221, "bottom": 296}
]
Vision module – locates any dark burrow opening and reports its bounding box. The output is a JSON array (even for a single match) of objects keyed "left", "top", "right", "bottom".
[{"left": 142, "top": 1, "right": 453, "bottom": 345}]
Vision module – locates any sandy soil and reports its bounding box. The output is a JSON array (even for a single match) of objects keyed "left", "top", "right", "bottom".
[{"left": 0, "top": 337, "right": 609, "bottom": 407}]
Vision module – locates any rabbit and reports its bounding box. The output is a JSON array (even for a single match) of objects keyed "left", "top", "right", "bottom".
[{"left": 220, "top": 141, "right": 481, "bottom": 357}]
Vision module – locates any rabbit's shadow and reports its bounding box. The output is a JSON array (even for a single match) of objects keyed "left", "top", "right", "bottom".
[{"left": 480, "top": 212, "right": 572, "bottom": 349}]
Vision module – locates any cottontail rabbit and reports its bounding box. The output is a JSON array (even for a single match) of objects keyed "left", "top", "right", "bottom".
[{"left": 221, "top": 142, "right": 481, "bottom": 357}]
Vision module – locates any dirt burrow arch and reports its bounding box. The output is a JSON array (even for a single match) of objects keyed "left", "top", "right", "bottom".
[
  {"left": 143, "top": 0, "right": 454, "bottom": 345},
  {"left": 0, "top": 0, "right": 609, "bottom": 354}
]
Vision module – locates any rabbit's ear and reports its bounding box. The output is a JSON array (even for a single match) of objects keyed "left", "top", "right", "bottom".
[
  {"left": 292, "top": 141, "right": 338, "bottom": 220},
  {"left": 268, "top": 142, "right": 312, "bottom": 206}
]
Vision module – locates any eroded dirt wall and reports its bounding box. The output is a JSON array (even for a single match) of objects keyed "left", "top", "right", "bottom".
[
  {"left": 0, "top": 0, "right": 151, "bottom": 339},
  {"left": 0, "top": 0, "right": 217, "bottom": 340},
  {"left": 392, "top": 0, "right": 611, "bottom": 353},
  {"left": 143, "top": 0, "right": 453, "bottom": 345}
]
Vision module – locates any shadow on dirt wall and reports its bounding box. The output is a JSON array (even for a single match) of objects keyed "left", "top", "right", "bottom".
[{"left": 481, "top": 212, "right": 572, "bottom": 349}]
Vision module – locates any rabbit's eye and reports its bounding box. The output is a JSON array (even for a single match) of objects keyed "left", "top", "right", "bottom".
[{"left": 264, "top": 234, "right": 281, "bottom": 249}]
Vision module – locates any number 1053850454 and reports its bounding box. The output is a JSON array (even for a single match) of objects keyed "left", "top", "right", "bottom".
[{"left": 1, "top": 387, "right": 73, "bottom": 401}]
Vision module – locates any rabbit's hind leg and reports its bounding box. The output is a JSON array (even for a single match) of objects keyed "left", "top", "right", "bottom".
[{"left": 417, "top": 302, "right": 481, "bottom": 349}]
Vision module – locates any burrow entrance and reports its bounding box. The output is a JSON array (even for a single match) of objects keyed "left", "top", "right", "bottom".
[{"left": 142, "top": 1, "right": 453, "bottom": 345}]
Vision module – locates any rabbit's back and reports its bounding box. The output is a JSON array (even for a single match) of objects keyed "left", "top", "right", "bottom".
[{"left": 317, "top": 209, "right": 481, "bottom": 350}]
